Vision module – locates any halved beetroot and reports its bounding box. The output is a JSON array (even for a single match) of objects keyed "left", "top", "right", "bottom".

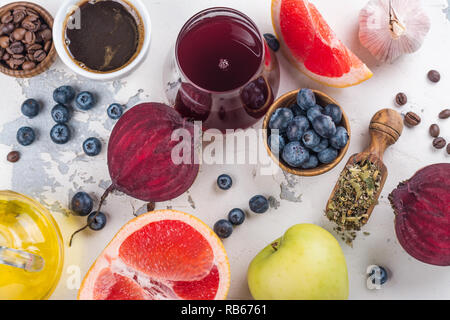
[
  {"left": 389, "top": 163, "right": 450, "bottom": 266},
  {"left": 107, "top": 102, "right": 199, "bottom": 202}
]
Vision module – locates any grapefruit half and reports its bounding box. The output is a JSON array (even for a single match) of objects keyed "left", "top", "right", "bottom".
[
  {"left": 78, "top": 210, "right": 230, "bottom": 300},
  {"left": 272, "top": 0, "right": 372, "bottom": 87}
]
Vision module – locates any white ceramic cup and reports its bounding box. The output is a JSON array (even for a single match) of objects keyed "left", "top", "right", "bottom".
[{"left": 53, "top": 0, "right": 151, "bottom": 81}]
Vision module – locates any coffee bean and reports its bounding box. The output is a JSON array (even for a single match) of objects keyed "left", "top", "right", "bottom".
[
  {"left": 12, "top": 27, "right": 26, "bottom": 41},
  {"left": 12, "top": 8, "right": 26, "bottom": 24},
  {"left": 428, "top": 70, "right": 441, "bottom": 83},
  {"left": 7, "top": 57, "right": 24, "bottom": 69},
  {"left": 1, "top": 12, "right": 13, "bottom": 24},
  {"left": 2, "top": 23, "right": 14, "bottom": 35},
  {"left": 438, "top": 109, "right": 450, "bottom": 119},
  {"left": 447, "top": 143, "right": 450, "bottom": 155},
  {"left": 9, "top": 41, "right": 24, "bottom": 54},
  {"left": 33, "top": 49, "right": 46, "bottom": 62},
  {"left": 404, "top": 112, "right": 421, "bottom": 127},
  {"left": 39, "top": 29, "right": 52, "bottom": 42},
  {"left": 395, "top": 92, "right": 407, "bottom": 106},
  {"left": 0, "top": 36, "right": 9, "bottom": 48},
  {"left": 433, "top": 137, "right": 446, "bottom": 149},
  {"left": 21, "top": 15, "right": 40, "bottom": 32},
  {"left": 7, "top": 151, "right": 20, "bottom": 163},
  {"left": 43, "top": 40, "right": 51, "bottom": 52},
  {"left": 26, "top": 43, "right": 41, "bottom": 53},
  {"left": 429, "top": 124, "right": 440, "bottom": 137},
  {"left": 23, "top": 31, "right": 35, "bottom": 44},
  {"left": 22, "top": 61, "right": 35, "bottom": 70},
  {"left": 2, "top": 52, "right": 10, "bottom": 60}
]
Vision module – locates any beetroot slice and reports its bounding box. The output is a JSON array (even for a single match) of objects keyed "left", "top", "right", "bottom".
[
  {"left": 389, "top": 163, "right": 450, "bottom": 266},
  {"left": 107, "top": 103, "right": 199, "bottom": 202}
]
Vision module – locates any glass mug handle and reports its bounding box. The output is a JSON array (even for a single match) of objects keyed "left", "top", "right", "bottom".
[{"left": 0, "top": 246, "right": 44, "bottom": 272}]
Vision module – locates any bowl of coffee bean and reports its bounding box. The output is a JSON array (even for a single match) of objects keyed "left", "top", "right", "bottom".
[{"left": 0, "top": 2, "right": 56, "bottom": 78}]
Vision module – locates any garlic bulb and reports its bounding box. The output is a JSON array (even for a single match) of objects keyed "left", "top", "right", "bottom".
[{"left": 359, "top": 0, "right": 430, "bottom": 63}]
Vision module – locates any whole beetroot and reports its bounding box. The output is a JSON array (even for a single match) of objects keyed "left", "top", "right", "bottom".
[{"left": 389, "top": 163, "right": 450, "bottom": 266}]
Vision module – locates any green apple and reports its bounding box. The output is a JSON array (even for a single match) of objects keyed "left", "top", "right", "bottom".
[{"left": 247, "top": 224, "right": 348, "bottom": 300}]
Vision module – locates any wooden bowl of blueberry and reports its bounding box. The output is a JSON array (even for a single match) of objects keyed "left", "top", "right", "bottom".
[{"left": 263, "top": 89, "right": 350, "bottom": 176}]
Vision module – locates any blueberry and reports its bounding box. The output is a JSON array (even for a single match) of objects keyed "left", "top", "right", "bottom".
[
  {"left": 249, "top": 195, "right": 269, "bottom": 214},
  {"left": 324, "top": 104, "right": 343, "bottom": 124},
  {"left": 306, "top": 105, "right": 324, "bottom": 123},
  {"left": 330, "top": 126, "right": 349, "bottom": 149},
  {"left": 53, "top": 86, "right": 76, "bottom": 104},
  {"left": 214, "top": 219, "right": 233, "bottom": 238},
  {"left": 291, "top": 103, "right": 306, "bottom": 117},
  {"left": 217, "top": 174, "right": 232, "bottom": 190},
  {"left": 296, "top": 89, "right": 316, "bottom": 111},
  {"left": 71, "top": 192, "right": 93, "bottom": 216},
  {"left": 107, "top": 103, "right": 124, "bottom": 120},
  {"left": 83, "top": 137, "right": 102, "bottom": 156},
  {"left": 51, "top": 104, "right": 71, "bottom": 123},
  {"left": 75, "top": 91, "right": 96, "bottom": 110},
  {"left": 228, "top": 208, "right": 246, "bottom": 225},
  {"left": 282, "top": 141, "right": 310, "bottom": 167},
  {"left": 87, "top": 212, "right": 107, "bottom": 231},
  {"left": 313, "top": 115, "right": 337, "bottom": 138},
  {"left": 263, "top": 33, "right": 280, "bottom": 52},
  {"left": 318, "top": 147, "right": 338, "bottom": 164},
  {"left": 16, "top": 127, "right": 36, "bottom": 146},
  {"left": 21, "top": 99, "right": 40, "bottom": 118},
  {"left": 311, "top": 138, "right": 329, "bottom": 153},
  {"left": 286, "top": 116, "right": 310, "bottom": 142},
  {"left": 268, "top": 134, "right": 286, "bottom": 155},
  {"left": 50, "top": 124, "right": 71, "bottom": 144},
  {"left": 269, "top": 108, "right": 294, "bottom": 133},
  {"left": 368, "top": 266, "right": 388, "bottom": 285},
  {"left": 301, "top": 154, "right": 319, "bottom": 169},
  {"left": 302, "top": 130, "right": 321, "bottom": 149}
]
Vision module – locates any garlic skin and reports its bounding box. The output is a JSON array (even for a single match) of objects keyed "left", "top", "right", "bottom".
[{"left": 359, "top": 0, "right": 431, "bottom": 63}]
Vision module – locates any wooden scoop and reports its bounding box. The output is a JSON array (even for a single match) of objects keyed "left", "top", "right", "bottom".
[{"left": 326, "top": 108, "right": 404, "bottom": 224}]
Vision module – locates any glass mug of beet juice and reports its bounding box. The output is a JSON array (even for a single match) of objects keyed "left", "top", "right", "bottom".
[{"left": 164, "top": 7, "right": 280, "bottom": 132}]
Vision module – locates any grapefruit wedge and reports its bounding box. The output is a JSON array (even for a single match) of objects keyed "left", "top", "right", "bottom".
[
  {"left": 272, "top": 0, "right": 372, "bottom": 87},
  {"left": 78, "top": 210, "right": 230, "bottom": 300}
]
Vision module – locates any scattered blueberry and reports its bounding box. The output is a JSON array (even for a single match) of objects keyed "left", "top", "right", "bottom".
[
  {"left": 269, "top": 108, "right": 294, "bottom": 133},
  {"left": 302, "top": 130, "right": 321, "bottom": 149},
  {"left": 368, "top": 265, "right": 388, "bottom": 285},
  {"left": 71, "top": 192, "right": 93, "bottom": 216},
  {"left": 214, "top": 219, "right": 233, "bottom": 238},
  {"left": 330, "top": 126, "right": 349, "bottom": 149},
  {"left": 268, "top": 134, "right": 286, "bottom": 155},
  {"left": 282, "top": 141, "right": 310, "bottom": 167},
  {"left": 296, "top": 89, "right": 316, "bottom": 111},
  {"left": 286, "top": 116, "right": 310, "bottom": 141},
  {"left": 306, "top": 105, "right": 324, "bottom": 123},
  {"left": 217, "top": 174, "right": 233, "bottom": 190},
  {"left": 87, "top": 212, "right": 107, "bottom": 231},
  {"left": 324, "top": 104, "right": 343, "bottom": 124},
  {"left": 228, "top": 208, "right": 246, "bottom": 225},
  {"left": 249, "top": 195, "right": 269, "bottom": 214},
  {"left": 50, "top": 124, "right": 71, "bottom": 144},
  {"left": 311, "top": 138, "right": 329, "bottom": 153},
  {"left": 263, "top": 33, "right": 280, "bottom": 52},
  {"left": 318, "top": 147, "right": 338, "bottom": 164},
  {"left": 83, "top": 137, "right": 102, "bottom": 157},
  {"left": 291, "top": 103, "right": 306, "bottom": 117},
  {"left": 16, "top": 127, "right": 36, "bottom": 146},
  {"left": 21, "top": 99, "right": 40, "bottom": 118},
  {"left": 301, "top": 154, "right": 319, "bottom": 169},
  {"left": 53, "top": 86, "right": 76, "bottom": 104},
  {"left": 75, "top": 91, "right": 96, "bottom": 110},
  {"left": 107, "top": 103, "right": 124, "bottom": 120},
  {"left": 313, "top": 115, "right": 337, "bottom": 138},
  {"left": 51, "top": 104, "right": 71, "bottom": 123}
]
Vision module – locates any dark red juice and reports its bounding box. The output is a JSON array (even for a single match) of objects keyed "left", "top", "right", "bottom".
[{"left": 176, "top": 15, "right": 263, "bottom": 92}]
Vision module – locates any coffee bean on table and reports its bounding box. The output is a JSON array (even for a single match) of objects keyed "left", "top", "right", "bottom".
[
  {"left": 433, "top": 137, "right": 446, "bottom": 149},
  {"left": 7, "top": 151, "right": 20, "bottom": 163},
  {"left": 404, "top": 111, "right": 421, "bottom": 127},
  {"left": 395, "top": 93, "right": 407, "bottom": 106},
  {"left": 438, "top": 109, "right": 450, "bottom": 119},
  {"left": 428, "top": 70, "right": 441, "bottom": 83},
  {"left": 429, "top": 124, "right": 440, "bottom": 138}
]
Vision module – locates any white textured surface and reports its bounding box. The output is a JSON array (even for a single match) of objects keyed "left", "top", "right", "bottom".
[{"left": 0, "top": 0, "right": 449, "bottom": 300}]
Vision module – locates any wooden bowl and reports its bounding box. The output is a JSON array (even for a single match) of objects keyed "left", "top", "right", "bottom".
[
  {"left": 263, "top": 89, "right": 351, "bottom": 177},
  {"left": 0, "top": 2, "right": 56, "bottom": 78}
]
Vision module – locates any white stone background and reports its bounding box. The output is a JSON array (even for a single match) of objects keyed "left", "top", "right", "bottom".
[{"left": 0, "top": 0, "right": 449, "bottom": 300}]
